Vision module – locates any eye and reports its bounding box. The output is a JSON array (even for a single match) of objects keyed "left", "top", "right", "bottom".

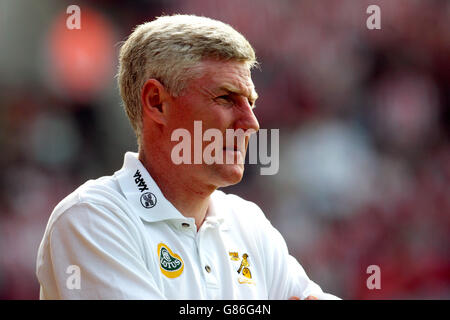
[{"left": 215, "top": 95, "right": 233, "bottom": 104}]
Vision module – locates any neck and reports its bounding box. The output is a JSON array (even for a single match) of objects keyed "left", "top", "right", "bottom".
[{"left": 139, "top": 148, "right": 215, "bottom": 230}]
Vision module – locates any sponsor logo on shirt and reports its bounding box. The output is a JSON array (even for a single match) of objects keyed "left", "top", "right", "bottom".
[
  {"left": 158, "top": 243, "right": 184, "bottom": 279},
  {"left": 229, "top": 251, "right": 255, "bottom": 285},
  {"left": 133, "top": 170, "right": 149, "bottom": 192},
  {"left": 133, "top": 170, "right": 157, "bottom": 208}
]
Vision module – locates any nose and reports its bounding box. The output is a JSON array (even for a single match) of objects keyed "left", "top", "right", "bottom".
[{"left": 233, "top": 101, "right": 260, "bottom": 133}]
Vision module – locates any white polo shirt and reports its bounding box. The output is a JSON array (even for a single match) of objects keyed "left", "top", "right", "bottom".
[{"left": 36, "top": 152, "right": 339, "bottom": 300}]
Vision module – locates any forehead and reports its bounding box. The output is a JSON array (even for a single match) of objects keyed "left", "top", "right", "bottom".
[{"left": 190, "top": 60, "right": 257, "bottom": 100}]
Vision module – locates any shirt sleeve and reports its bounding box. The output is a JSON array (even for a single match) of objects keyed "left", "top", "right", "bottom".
[
  {"left": 36, "top": 201, "right": 166, "bottom": 299},
  {"left": 255, "top": 206, "right": 340, "bottom": 300}
]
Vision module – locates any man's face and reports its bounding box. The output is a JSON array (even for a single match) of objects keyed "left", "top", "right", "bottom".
[{"left": 164, "top": 59, "right": 260, "bottom": 188}]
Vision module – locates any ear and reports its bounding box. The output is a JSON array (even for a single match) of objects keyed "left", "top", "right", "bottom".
[{"left": 141, "top": 79, "right": 170, "bottom": 126}]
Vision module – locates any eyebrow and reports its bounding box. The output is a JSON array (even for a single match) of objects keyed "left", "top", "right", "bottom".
[{"left": 219, "top": 84, "right": 258, "bottom": 104}]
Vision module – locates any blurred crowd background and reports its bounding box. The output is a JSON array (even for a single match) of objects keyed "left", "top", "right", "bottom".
[{"left": 0, "top": 0, "right": 449, "bottom": 299}]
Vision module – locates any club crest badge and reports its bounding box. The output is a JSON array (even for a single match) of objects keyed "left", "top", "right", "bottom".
[
  {"left": 158, "top": 243, "right": 184, "bottom": 278},
  {"left": 229, "top": 251, "right": 255, "bottom": 285},
  {"left": 228, "top": 252, "right": 240, "bottom": 261}
]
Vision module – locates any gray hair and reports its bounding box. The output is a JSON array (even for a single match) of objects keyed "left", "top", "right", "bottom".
[{"left": 117, "top": 14, "right": 257, "bottom": 145}]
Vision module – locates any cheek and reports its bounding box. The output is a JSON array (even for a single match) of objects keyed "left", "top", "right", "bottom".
[
  {"left": 167, "top": 98, "right": 195, "bottom": 127},
  {"left": 213, "top": 110, "right": 236, "bottom": 131}
]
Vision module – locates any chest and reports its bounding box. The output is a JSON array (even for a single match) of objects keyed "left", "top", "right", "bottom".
[{"left": 142, "top": 222, "right": 268, "bottom": 299}]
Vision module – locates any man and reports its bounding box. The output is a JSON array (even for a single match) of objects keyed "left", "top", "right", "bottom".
[{"left": 36, "top": 14, "right": 339, "bottom": 300}]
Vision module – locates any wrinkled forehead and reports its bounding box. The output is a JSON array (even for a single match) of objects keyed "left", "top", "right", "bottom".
[{"left": 190, "top": 60, "right": 258, "bottom": 100}]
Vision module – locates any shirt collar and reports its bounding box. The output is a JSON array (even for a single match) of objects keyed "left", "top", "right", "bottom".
[
  {"left": 115, "top": 152, "right": 227, "bottom": 229},
  {"left": 115, "top": 152, "right": 190, "bottom": 223},
  {"left": 204, "top": 191, "right": 228, "bottom": 230}
]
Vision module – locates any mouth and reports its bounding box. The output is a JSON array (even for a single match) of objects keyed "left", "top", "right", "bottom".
[
  {"left": 222, "top": 146, "right": 245, "bottom": 165},
  {"left": 223, "top": 146, "right": 242, "bottom": 153}
]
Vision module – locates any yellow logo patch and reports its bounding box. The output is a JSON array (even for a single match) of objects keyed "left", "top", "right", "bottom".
[
  {"left": 229, "top": 252, "right": 240, "bottom": 261},
  {"left": 158, "top": 243, "right": 184, "bottom": 279},
  {"left": 229, "top": 251, "right": 255, "bottom": 285}
]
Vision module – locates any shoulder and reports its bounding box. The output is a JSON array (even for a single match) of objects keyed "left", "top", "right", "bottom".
[
  {"left": 43, "top": 173, "right": 139, "bottom": 241},
  {"left": 37, "top": 173, "right": 147, "bottom": 267}
]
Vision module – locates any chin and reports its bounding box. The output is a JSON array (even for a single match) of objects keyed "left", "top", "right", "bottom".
[{"left": 214, "top": 163, "right": 245, "bottom": 187}]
